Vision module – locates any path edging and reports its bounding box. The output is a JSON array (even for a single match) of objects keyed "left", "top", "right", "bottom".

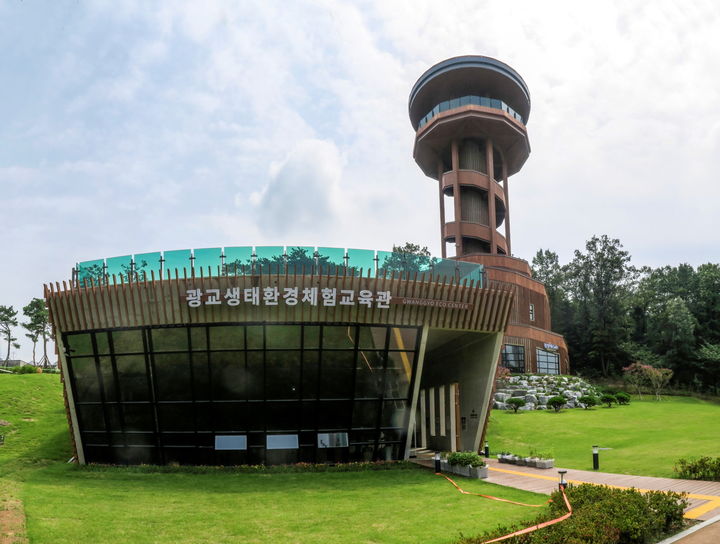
[{"left": 654, "top": 514, "right": 720, "bottom": 544}]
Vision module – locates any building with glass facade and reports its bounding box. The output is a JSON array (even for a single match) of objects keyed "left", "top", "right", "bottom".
[
  {"left": 45, "top": 55, "right": 568, "bottom": 467},
  {"left": 46, "top": 246, "right": 513, "bottom": 465},
  {"left": 408, "top": 55, "right": 569, "bottom": 374}
]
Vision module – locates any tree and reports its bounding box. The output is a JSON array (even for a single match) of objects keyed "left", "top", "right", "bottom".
[
  {"left": 648, "top": 297, "right": 697, "bottom": 381},
  {"left": 566, "top": 235, "right": 637, "bottom": 377},
  {"left": 600, "top": 393, "right": 617, "bottom": 407},
  {"left": 0, "top": 305, "right": 19, "bottom": 363},
  {"left": 645, "top": 366, "right": 673, "bottom": 401},
  {"left": 578, "top": 395, "right": 598, "bottom": 409},
  {"left": 622, "top": 361, "right": 651, "bottom": 398},
  {"left": 506, "top": 398, "right": 526, "bottom": 413},
  {"left": 23, "top": 298, "right": 51, "bottom": 367},
  {"left": 532, "top": 249, "right": 572, "bottom": 333},
  {"left": 547, "top": 396, "right": 566, "bottom": 412},
  {"left": 379, "top": 242, "right": 437, "bottom": 277}
]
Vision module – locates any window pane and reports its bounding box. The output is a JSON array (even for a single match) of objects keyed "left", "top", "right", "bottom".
[
  {"left": 71, "top": 358, "right": 101, "bottom": 402},
  {"left": 381, "top": 400, "right": 408, "bottom": 428},
  {"left": 95, "top": 332, "right": 110, "bottom": 355},
  {"left": 352, "top": 400, "right": 379, "bottom": 428},
  {"left": 66, "top": 333, "right": 93, "bottom": 357},
  {"left": 265, "top": 401, "right": 300, "bottom": 431},
  {"left": 191, "top": 352, "right": 210, "bottom": 400},
  {"left": 322, "top": 326, "right": 355, "bottom": 349},
  {"left": 388, "top": 327, "right": 418, "bottom": 350},
  {"left": 213, "top": 402, "right": 248, "bottom": 432},
  {"left": 358, "top": 327, "right": 387, "bottom": 350},
  {"left": 319, "top": 351, "right": 354, "bottom": 399},
  {"left": 190, "top": 326, "right": 207, "bottom": 351},
  {"left": 355, "top": 351, "right": 384, "bottom": 399},
  {"left": 215, "top": 435, "right": 247, "bottom": 450},
  {"left": 112, "top": 330, "right": 144, "bottom": 354},
  {"left": 157, "top": 403, "right": 196, "bottom": 432},
  {"left": 266, "top": 325, "right": 300, "bottom": 350},
  {"left": 301, "top": 351, "right": 319, "bottom": 400},
  {"left": 99, "top": 356, "right": 117, "bottom": 401},
  {"left": 317, "top": 432, "right": 349, "bottom": 448},
  {"left": 77, "top": 404, "right": 105, "bottom": 431},
  {"left": 122, "top": 403, "right": 155, "bottom": 431},
  {"left": 152, "top": 328, "right": 188, "bottom": 352},
  {"left": 266, "top": 434, "right": 299, "bottom": 450},
  {"left": 385, "top": 352, "right": 413, "bottom": 399},
  {"left": 246, "top": 352, "right": 263, "bottom": 400},
  {"left": 246, "top": 326, "right": 263, "bottom": 349},
  {"left": 115, "top": 355, "right": 149, "bottom": 401},
  {"left": 303, "top": 326, "right": 320, "bottom": 349},
  {"left": 265, "top": 351, "right": 300, "bottom": 400},
  {"left": 154, "top": 353, "right": 192, "bottom": 401},
  {"left": 211, "top": 351, "right": 245, "bottom": 400},
  {"left": 209, "top": 326, "right": 244, "bottom": 350}
]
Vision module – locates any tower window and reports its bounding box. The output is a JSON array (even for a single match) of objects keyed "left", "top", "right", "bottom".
[{"left": 529, "top": 303, "right": 535, "bottom": 321}]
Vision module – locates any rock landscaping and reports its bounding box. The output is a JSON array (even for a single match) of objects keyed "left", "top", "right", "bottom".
[{"left": 493, "top": 374, "right": 601, "bottom": 411}]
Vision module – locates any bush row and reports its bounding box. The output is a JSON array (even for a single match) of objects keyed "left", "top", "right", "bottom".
[
  {"left": 458, "top": 484, "right": 688, "bottom": 544},
  {"left": 80, "top": 460, "right": 420, "bottom": 474},
  {"left": 446, "top": 451, "right": 485, "bottom": 467},
  {"left": 674, "top": 457, "right": 720, "bottom": 481}
]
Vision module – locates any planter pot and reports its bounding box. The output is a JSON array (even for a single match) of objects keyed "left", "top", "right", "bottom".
[
  {"left": 515, "top": 457, "right": 527, "bottom": 466},
  {"left": 536, "top": 459, "right": 554, "bottom": 469},
  {"left": 469, "top": 466, "right": 489, "bottom": 479},
  {"left": 455, "top": 465, "right": 471, "bottom": 478},
  {"left": 440, "top": 460, "right": 450, "bottom": 472}
]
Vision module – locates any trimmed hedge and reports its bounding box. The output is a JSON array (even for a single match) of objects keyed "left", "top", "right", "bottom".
[
  {"left": 459, "top": 484, "right": 688, "bottom": 544},
  {"left": 674, "top": 457, "right": 720, "bottom": 481},
  {"left": 80, "top": 460, "right": 420, "bottom": 474}
]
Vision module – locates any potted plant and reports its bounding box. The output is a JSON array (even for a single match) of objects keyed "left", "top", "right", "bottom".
[{"left": 447, "top": 451, "right": 487, "bottom": 478}]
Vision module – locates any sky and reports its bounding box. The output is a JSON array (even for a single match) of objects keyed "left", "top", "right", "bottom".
[{"left": 1, "top": 0, "right": 719, "bottom": 362}]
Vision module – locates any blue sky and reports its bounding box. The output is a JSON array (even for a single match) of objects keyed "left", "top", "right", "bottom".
[{"left": 2, "top": 0, "right": 719, "bottom": 361}]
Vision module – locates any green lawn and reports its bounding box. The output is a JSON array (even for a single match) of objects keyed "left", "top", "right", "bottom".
[
  {"left": 485, "top": 395, "right": 720, "bottom": 477},
  {"left": 1, "top": 375, "right": 544, "bottom": 544}
]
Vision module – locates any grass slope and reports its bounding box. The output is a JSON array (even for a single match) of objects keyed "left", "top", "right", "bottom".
[
  {"left": 1, "top": 375, "right": 544, "bottom": 544},
  {"left": 486, "top": 395, "right": 720, "bottom": 477}
]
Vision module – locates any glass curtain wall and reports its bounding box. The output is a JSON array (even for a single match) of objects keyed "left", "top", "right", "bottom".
[{"left": 63, "top": 323, "right": 421, "bottom": 466}]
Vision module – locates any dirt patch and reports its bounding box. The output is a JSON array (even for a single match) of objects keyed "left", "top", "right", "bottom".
[
  {"left": 0, "top": 421, "right": 10, "bottom": 427},
  {"left": 0, "top": 499, "right": 27, "bottom": 544},
  {"left": 19, "top": 419, "right": 34, "bottom": 423}
]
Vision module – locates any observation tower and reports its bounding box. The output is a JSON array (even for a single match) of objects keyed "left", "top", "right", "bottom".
[{"left": 409, "top": 56, "right": 568, "bottom": 375}]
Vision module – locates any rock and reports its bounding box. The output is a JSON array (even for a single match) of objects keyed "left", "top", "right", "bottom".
[
  {"left": 538, "top": 395, "right": 549, "bottom": 404},
  {"left": 524, "top": 394, "right": 538, "bottom": 404},
  {"left": 494, "top": 402, "right": 508, "bottom": 410},
  {"left": 495, "top": 392, "right": 510, "bottom": 402},
  {"left": 519, "top": 403, "right": 535, "bottom": 411},
  {"left": 536, "top": 405, "right": 546, "bottom": 410}
]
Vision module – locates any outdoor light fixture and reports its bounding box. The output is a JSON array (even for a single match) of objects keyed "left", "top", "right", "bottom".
[
  {"left": 434, "top": 452, "right": 441, "bottom": 473},
  {"left": 592, "top": 445, "right": 600, "bottom": 470},
  {"left": 484, "top": 441, "right": 490, "bottom": 458},
  {"left": 558, "top": 469, "right": 568, "bottom": 490}
]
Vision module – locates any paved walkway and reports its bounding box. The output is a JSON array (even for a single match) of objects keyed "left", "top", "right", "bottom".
[
  {"left": 413, "top": 457, "right": 720, "bottom": 542},
  {"left": 481, "top": 458, "right": 720, "bottom": 521}
]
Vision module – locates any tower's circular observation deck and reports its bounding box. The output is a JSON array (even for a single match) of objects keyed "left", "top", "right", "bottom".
[{"left": 408, "top": 55, "right": 531, "bottom": 130}]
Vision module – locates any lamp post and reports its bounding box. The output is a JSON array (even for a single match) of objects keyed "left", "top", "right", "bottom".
[
  {"left": 484, "top": 441, "right": 490, "bottom": 458},
  {"left": 592, "top": 445, "right": 599, "bottom": 470},
  {"left": 558, "top": 469, "right": 567, "bottom": 491},
  {"left": 434, "top": 452, "right": 441, "bottom": 473}
]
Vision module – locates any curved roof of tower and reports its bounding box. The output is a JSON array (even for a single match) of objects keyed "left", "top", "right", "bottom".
[{"left": 408, "top": 55, "right": 531, "bottom": 129}]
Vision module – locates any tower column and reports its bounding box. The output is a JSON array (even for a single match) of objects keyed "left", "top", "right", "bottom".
[
  {"left": 451, "top": 139, "right": 462, "bottom": 256},
  {"left": 438, "top": 162, "right": 446, "bottom": 258},
  {"left": 503, "top": 162, "right": 511, "bottom": 255},
  {"left": 486, "top": 139, "right": 497, "bottom": 254}
]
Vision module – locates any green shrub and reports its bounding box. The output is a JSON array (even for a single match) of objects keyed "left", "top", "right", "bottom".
[
  {"left": 600, "top": 393, "right": 617, "bottom": 407},
  {"left": 447, "top": 451, "right": 485, "bottom": 467},
  {"left": 577, "top": 395, "right": 598, "bottom": 409},
  {"left": 615, "top": 392, "right": 631, "bottom": 405},
  {"left": 506, "top": 398, "right": 526, "bottom": 413},
  {"left": 460, "top": 483, "right": 688, "bottom": 544},
  {"left": 13, "top": 365, "right": 38, "bottom": 374},
  {"left": 547, "top": 396, "right": 566, "bottom": 412},
  {"left": 674, "top": 457, "right": 720, "bottom": 481},
  {"left": 81, "top": 460, "right": 419, "bottom": 474}
]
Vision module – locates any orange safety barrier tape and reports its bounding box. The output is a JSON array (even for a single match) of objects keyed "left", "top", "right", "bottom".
[
  {"left": 437, "top": 473, "right": 547, "bottom": 508},
  {"left": 482, "top": 486, "right": 572, "bottom": 544}
]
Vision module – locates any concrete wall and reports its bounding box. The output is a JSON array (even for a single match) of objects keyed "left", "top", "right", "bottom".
[{"left": 419, "top": 330, "right": 502, "bottom": 452}]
